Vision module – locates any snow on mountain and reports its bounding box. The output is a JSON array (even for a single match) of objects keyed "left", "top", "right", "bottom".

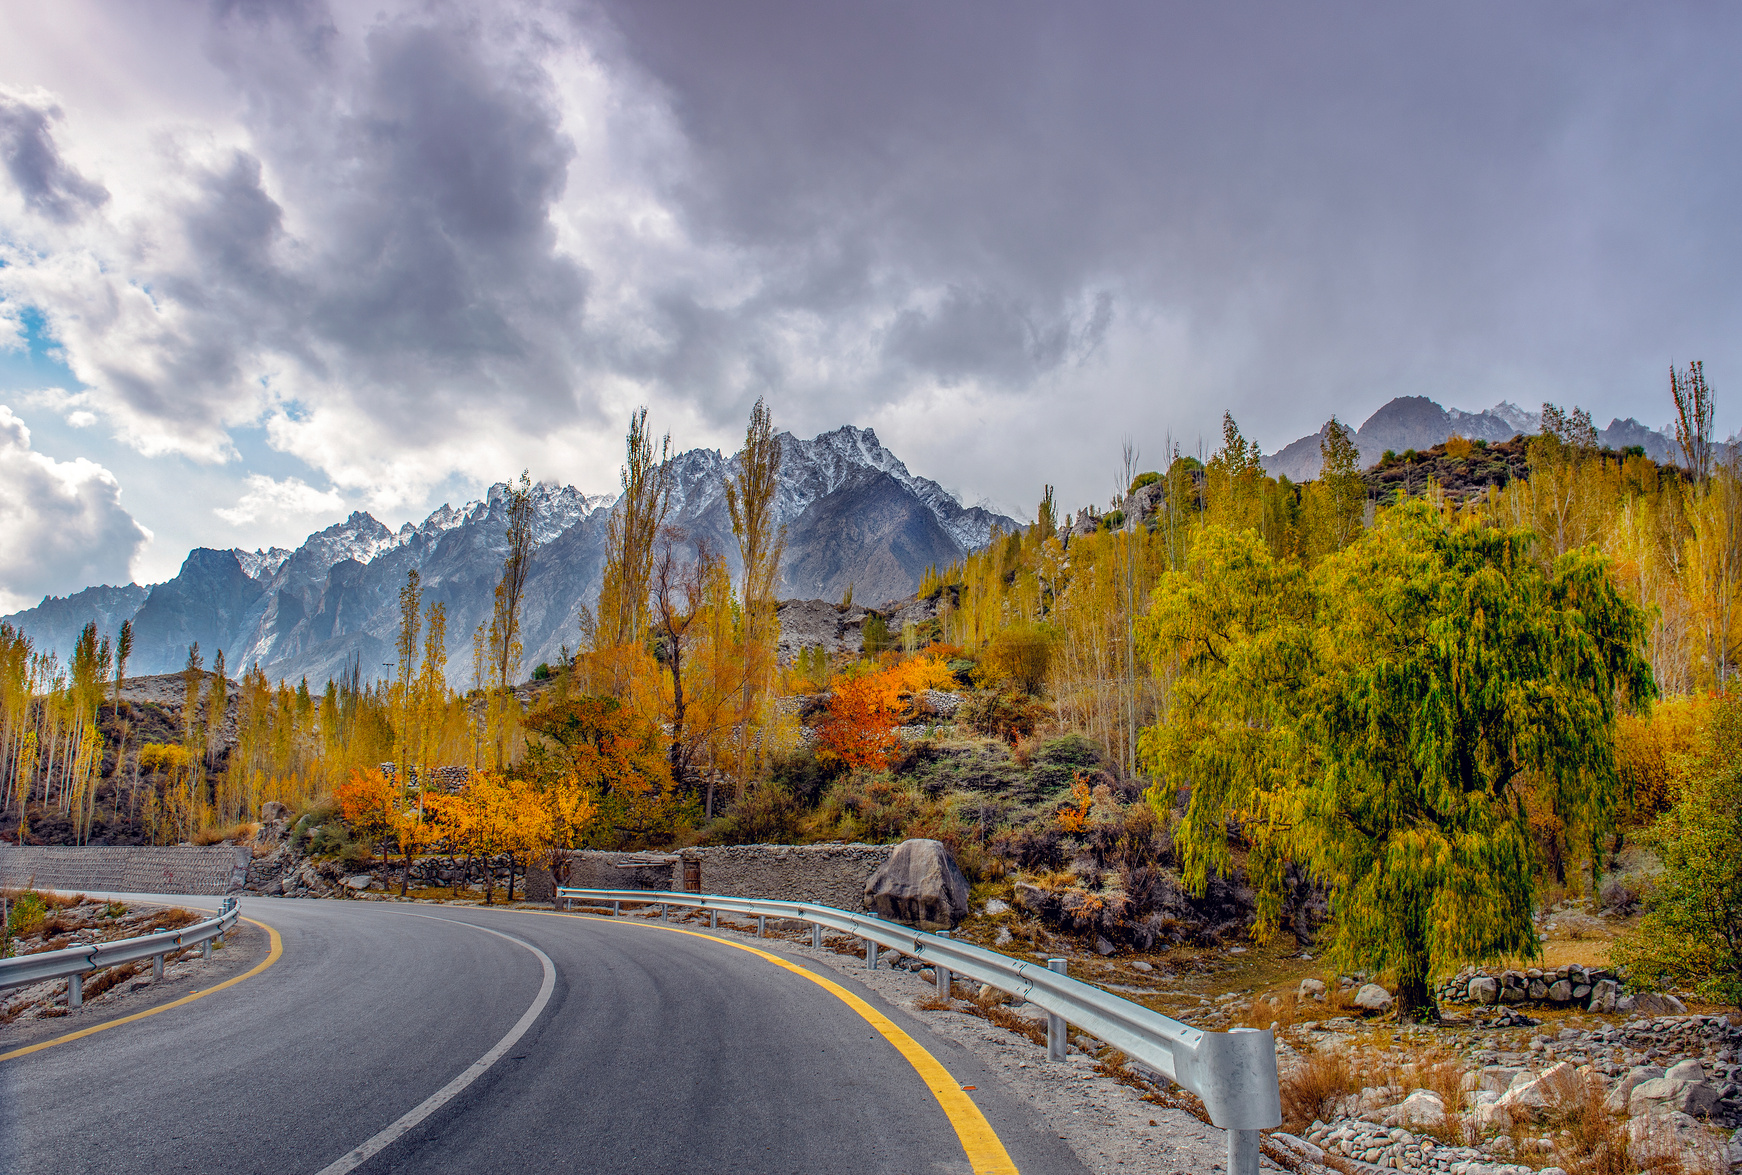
[{"left": 232, "top": 547, "right": 293, "bottom": 580}]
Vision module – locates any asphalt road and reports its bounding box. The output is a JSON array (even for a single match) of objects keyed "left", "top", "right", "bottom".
[{"left": 0, "top": 897, "right": 1089, "bottom": 1174}]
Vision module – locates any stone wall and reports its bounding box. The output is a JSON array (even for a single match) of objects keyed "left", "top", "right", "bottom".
[
  {"left": 0, "top": 844, "right": 250, "bottom": 895},
  {"left": 528, "top": 842, "right": 896, "bottom": 911}
]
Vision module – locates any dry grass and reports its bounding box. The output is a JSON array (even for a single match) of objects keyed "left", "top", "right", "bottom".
[
  {"left": 139, "top": 907, "right": 201, "bottom": 933},
  {"left": 191, "top": 822, "right": 258, "bottom": 846},
  {"left": 1279, "top": 1050, "right": 1360, "bottom": 1133},
  {"left": 1236, "top": 990, "right": 1305, "bottom": 1030},
  {"left": 82, "top": 961, "right": 142, "bottom": 1000}
]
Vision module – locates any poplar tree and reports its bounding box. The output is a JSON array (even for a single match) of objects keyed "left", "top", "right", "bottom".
[
  {"left": 725, "top": 397, "right": 786, "bottom": 786},
  {"left": 1142, "top": 502, "right": 1654, "bottom": 1019},
  {"left": 597, "top": 408, "right": 672, "bottom": 657}
]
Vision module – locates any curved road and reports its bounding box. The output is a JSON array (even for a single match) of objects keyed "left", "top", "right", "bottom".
[{"left": 1, "top": 897, "right": 1088, "bottom": 1174}]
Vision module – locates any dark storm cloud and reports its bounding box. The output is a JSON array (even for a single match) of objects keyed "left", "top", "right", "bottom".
[
  {"left": 0, "top": 91, "right": 108, "bottom": 224},
  {"left": 585, "top": 1, "right": 1742, "bottom": 440}
]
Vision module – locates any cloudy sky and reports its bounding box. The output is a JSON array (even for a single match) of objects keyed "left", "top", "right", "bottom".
[{"left": 1, "top": 1, "right": 1737, "bottom": 610}]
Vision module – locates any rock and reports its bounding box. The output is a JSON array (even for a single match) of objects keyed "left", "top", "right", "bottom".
[
  {"left": 1474, "top": 1067, "right": 1525, "bottom": 1095},
  {"left": 1467, "top": 976, "right": 1499, "bottom": 1005},
  {"left": 1547, "top": 979, "right": 1572, "bottom": 1002},
  {"left": 1268, "top": 1133, "right": 1325, "bottom": 1162},
  {"left": 863, "top": 839, "right": 970, "bottom": 930},
  {"left": 1663, "top": 1058, "right": 1707, "bottom": 1084},
  {"left": 261, "top": 801, "right": 291, "bottom": 822},
  {"left": 1629, "top": 992, "right": 1688, "bottom": 1016},
  {"left": 1299, "top": 978, "right": 1327, "bottom": 1001},
  {"left": 1354, "top": 983, "right": 1393, "bottom": 1012},
  {"left": 1528, "top": 979, "right": 1548, "bottom": 1000},
  {"left": 1628, "top": 1109, "right": 1707, "bottom": 1154},
  {"left": 343, "top": 874, "right": 372, "bottom": 890},
  {"left": 1499, "top": 1062, "right": 1579, "bottom": 1123},
  {"left": 984, "top": 898, "right": 1010, "bottom": 916},
  {"left": 1094, "top": 936, "right": 1116, "bottom": 956},
  {"left": 1572, "top": 984, "right": 1590, "bottom": 999},
  {"left": 1130, "top": 960, "right": 1154, "bottom": 973},
  {"left": 1672, "top": 1082, "right": 1720, "bottom": 1118},
  {"left": 1629, "top": 1077, "right": 1683, "bottom": 1115},
  {"left": 994, "top": 926, "right": 1014, "bottom": 946},
  {"left": 1389, "top": 1089, "right": 1446, "bottom": 1128},
  {"left": 1587, "top": 978, "right": 1620, "bottom": 1012},
  {"left": 1475, "top": 1100, "right": 1512, "bottom": 1131}
]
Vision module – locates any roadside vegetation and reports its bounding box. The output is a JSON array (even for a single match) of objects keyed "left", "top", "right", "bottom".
[{"left": 3, "top": 367, "right": 1741, "bottom": 1028}]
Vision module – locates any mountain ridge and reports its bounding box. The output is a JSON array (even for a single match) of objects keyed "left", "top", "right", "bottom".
[
  {"left": 5, "top": 427, "right": 1021, "bottom": 683},
  {"left": 1262, "top": 396, "right": 1676, "bottom": 482}
]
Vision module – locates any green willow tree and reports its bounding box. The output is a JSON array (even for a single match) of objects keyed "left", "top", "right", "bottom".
[{"left": 1141, "top": 502, "right": 1654, "bottom": 1019}]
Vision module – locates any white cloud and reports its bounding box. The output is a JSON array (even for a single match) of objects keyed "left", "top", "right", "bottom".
[
  {"left": 213, "top": 473, "right": 345, "bottom": 526},
  {"left": 0, "top": 404, "right": 150, "bottom": 612}
]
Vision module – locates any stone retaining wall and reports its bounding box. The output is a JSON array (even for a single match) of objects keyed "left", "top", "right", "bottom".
[
  {"left": 528, "top": 842, "right": 896, "bottom": 910},
  {"left": 0, "top": 844, "right": 249, "bottom": 895}
]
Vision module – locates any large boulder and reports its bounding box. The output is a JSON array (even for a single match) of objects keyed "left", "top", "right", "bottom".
[
  {"left": 1353, "top": 983, "right": 1393, "bottom": 1012},
  {"left": 1498, "top": 1062, "right": 1580, "bottom": 1123},
  {"left": 1467, "top": 976, "right": 1499, "bottom": 1005},
  {"left": 863, "top": 839, "right": 970, "bottom": 930},
  {"left": 1605, "top": 1066, "right": 1664, "bottom": 1115},
  {"left": 1385, "top": 1089, "right": 1446, "bottom": 1129}
]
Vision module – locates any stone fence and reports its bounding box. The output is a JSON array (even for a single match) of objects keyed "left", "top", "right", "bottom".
[
  {"left": 527, "top": 842, "right": 897, "bottom": 910},
  {"left": 0, "top": 844, "right": 250, "bottom": 896}
]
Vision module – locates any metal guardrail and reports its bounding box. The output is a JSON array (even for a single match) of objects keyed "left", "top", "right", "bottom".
[
  {"left": 0, "top": 895, "right": 240, "bottom": 1008},
  {"left": 558, "top": 886, "right": 1281, "bottom": 1175}
]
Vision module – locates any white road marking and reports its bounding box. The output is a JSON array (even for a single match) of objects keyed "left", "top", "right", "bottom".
[{"left": 312, "top": 914, "right": 557, "bottom": 1175}]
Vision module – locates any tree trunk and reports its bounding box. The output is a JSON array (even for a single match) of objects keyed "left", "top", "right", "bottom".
[
  {"left": 1396, "top": 920, "right": 1439, "bottom": 1023},
  {"left": 506, "top": 851, "right": 516, "bottom": 903},
  {"left": 401, "top": 841, "right": 411, "bottom": 897}
]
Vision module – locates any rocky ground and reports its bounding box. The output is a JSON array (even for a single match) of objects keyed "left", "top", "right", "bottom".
[{"left": 0, "top": 894, "right": 267, "bottom": 1048}]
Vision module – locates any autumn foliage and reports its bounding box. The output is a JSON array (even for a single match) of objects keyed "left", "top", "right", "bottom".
[{"left": 815, "top": 655, "right": 956, "bottom": 771}]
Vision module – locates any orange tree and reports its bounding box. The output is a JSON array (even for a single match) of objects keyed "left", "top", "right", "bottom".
[
  {"left": 522, "top": 695, "right": 684, "bottom": 848},
  {"left": 815, "top": 656, "right": 956, "bottom": 772},
  {"left": 336, "top": 767, "right": 398, "bottom": 867}
]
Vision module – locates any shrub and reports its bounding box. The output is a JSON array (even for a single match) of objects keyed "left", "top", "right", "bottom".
[
  {"left": 861, "top": 612, "right": 892, "bottom": 653},
  {"left": 6, "top": 891, "right": 48, "bottom": 939},
  {"left": 1129, "top": 471, "right": 1161, "bottom": 493},
  {"left": 1612, "top": 694, "right": 1742, "bottom": 1006},
  {"left": 532, "top": 663, "right": 552, "bottom": 680},
  {"left": 972, "top": 625, "right": 1055, "bottom": 694},
  {"left": 708, "top": 783, "right": 805, "bottom": 845},
  {"left": 963, "top": 689, "right": 1044, "bottom": 741}
]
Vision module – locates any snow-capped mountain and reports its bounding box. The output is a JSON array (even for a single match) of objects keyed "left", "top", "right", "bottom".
[{"left": 5, "top": 429, "right": 1020, "bottom": 683}]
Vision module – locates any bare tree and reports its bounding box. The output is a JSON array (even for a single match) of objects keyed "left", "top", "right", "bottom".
[
  {"left": 1673, "top": 360, "right": 1715, "bottom": 482},
  {"left": 651, "top": 528, "right": 711, "bottom": 789}
]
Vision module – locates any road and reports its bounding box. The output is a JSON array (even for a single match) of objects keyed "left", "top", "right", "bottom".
[{"left": 0, "top": 897, "right": 1089, "bottom": 1174}]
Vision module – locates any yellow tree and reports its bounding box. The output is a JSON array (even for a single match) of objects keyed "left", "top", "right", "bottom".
[{"left": 725, "top": 396, "right": 787, "bottom": 791}]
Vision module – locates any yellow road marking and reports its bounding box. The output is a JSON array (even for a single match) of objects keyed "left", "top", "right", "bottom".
[
  {"left": 474, "top": 906, "right": 1019, "bottom": 1175},
  {"left": 0, "top": 915, "right": 283, "bottom": 1063}
]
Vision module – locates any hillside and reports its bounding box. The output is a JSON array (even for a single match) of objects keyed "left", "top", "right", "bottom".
[{"left": 1263, "top": 395, "right": 1674, "bottom": 481}]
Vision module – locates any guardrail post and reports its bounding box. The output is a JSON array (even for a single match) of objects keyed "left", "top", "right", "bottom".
[
  {"left": 811, "top": 923, "right": 822, "bottom": 949},
  {"left": 153, "top": 953, "right": 164, "bottom": 980},
  {"left": 710, "top": 909, "right": 718, "bottom": 929},
  {"left": 936, "top": 930, "right": 952, "bottom": 998},
  {"left": 660, "top": 903, "right": 668, "bottom": 922},
  {"left": 866, "top": 938, "right": 879, "bottom": 969},
  {"left": 201, "top": 938, "right": 212, "bottom": 959},
  {"left": 1047, "top": 958, "right": 1067, "bottom": 1061},
  {"left": 1228, "top": 1128, "right": 1259, "bottom": 1175},
  {"left": 612, "top": 901, "right": 620, "bottom": 916},
  {"left": 756, "top": 915, "right": 765, "bottom": 938},
  {"left": 68, "top": 972, "right": 82, "bottom": 1009}
]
